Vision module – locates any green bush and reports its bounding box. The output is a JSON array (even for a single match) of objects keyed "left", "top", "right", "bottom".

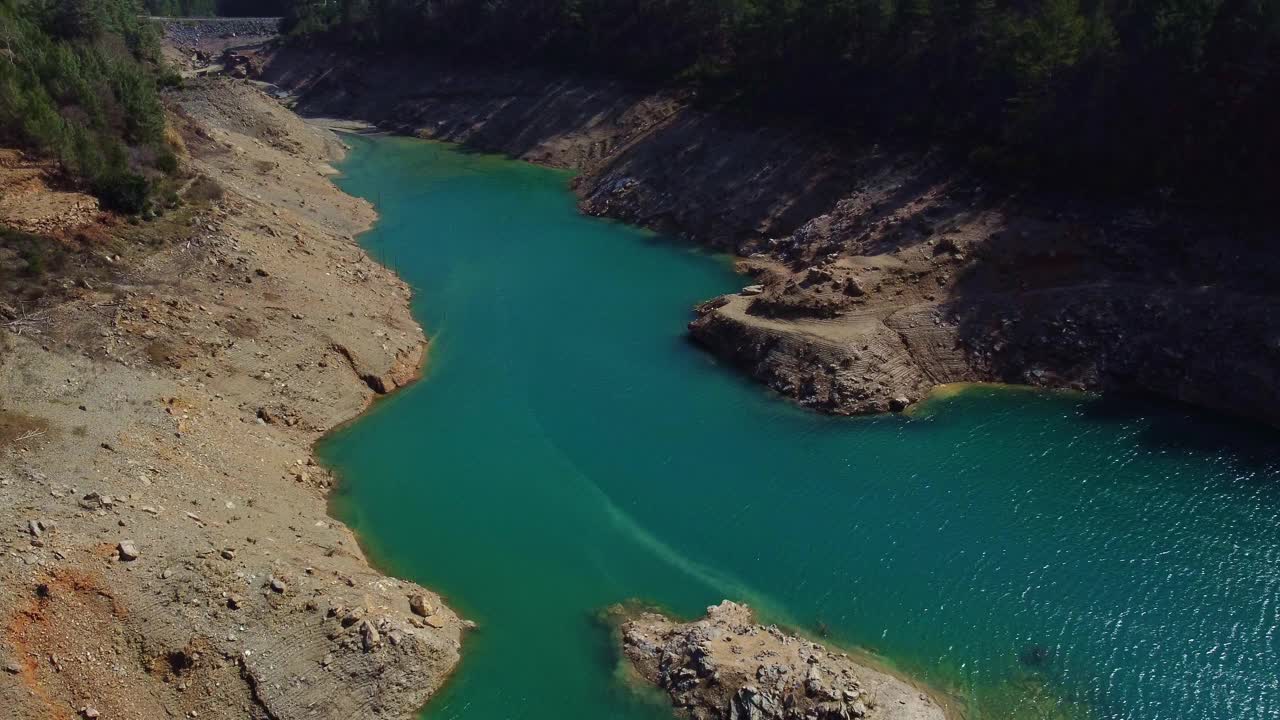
[
  {"left": 95, "top": 172, "right": 152, "bottom": 214},
  {"left": 0, "top": 0, "right": 176, "bottom": 214}
]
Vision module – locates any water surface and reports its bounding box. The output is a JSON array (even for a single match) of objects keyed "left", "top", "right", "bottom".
[{"left": 321, "top": 135, "right": 1280, "bottom": 720}]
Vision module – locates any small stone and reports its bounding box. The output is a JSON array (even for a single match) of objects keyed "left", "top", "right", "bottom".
[
  {"left": 269, "top": 577, "right": 286, "bottom": 594},
  {"left": 81, "top": 707, "right": 100, "bottom": 719},
  {"left": 161, "top": 568, "right": 173, "bottom": 579},
  {"left": 4, "top": 661, "right": 21, "bottom": 674},
  {"left": 228, "top": 594, "right": 244, "bottom": 610},
  {"left": 220, "top": 548, "right": 236, "bottom": 560},
  {"left": 117, "top": 541, "right": 139, "bottom": 562}
]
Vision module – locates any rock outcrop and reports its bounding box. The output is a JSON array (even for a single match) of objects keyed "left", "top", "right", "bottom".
[{"left": 621, "top": 602, "right": 947, "bottom": 720}]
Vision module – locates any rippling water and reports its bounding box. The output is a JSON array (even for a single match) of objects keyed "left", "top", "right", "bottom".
[{"left": 319, "top": 135, "right": 1280, "bottom": 720}]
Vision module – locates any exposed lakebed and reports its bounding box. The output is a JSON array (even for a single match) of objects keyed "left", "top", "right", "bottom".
[{"left": 319, "top": 135, "right": 1280, "bottom": 720}]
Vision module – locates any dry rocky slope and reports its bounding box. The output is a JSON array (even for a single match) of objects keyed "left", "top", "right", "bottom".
[
  {"left": 0, "top": 77, "right": 464, "bottom": 719},
  {"left": 622, "top": 602, "right": 945, "bottom": 720},
  {"left": 262, "top": 47, "right": 1280, "bottom": 425}
]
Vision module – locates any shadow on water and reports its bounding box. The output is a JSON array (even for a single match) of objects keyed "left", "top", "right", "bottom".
[{"left": 1080, "top": 392, "right": 1280, "bottom": 470}]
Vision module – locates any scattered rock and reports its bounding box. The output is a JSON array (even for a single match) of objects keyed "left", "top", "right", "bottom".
[
  {"left": 80, "top": 492, "right": 109, "bottom": 510},
  {"left": 117, "top": 541, "right": 139, "bottom": 562},
  {"left": 359, "top": 619, "right": 380, "bottom": 652}
]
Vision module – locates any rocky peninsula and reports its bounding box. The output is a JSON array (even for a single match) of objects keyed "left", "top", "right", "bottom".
[{"left": 621, "top": 602, "right": 947, "bottom": 720}]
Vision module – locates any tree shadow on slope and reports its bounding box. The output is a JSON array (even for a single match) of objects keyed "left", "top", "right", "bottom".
[{"left": 265, "top": 48, "right": 864, "bottom": 249}]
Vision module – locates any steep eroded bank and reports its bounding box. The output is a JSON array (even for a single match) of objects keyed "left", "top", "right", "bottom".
[
  {"left": 0, "top": 77, "right": 462, "bottom": 720},
  {"left": 260, "top": 47, "right": 1280, "bottom": 425}
]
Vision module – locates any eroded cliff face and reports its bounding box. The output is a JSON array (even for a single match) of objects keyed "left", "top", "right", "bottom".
[
  {"left": 620, "top": 601, "right": 947, "bottom": 720},
  {"left": 260, "top": 47, "right": 1280, "bottom": 425}
]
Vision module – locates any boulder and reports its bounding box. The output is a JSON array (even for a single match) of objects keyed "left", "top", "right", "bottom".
[{"left": 409, "top": 594, "right": 433, "bottom": 617}]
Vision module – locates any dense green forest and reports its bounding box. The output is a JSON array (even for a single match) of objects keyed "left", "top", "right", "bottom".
[
  {"left": 0, "top": 0, "right": 177, "bottom": 213},
  {"left": 283, "top": 0, "right": 1279, "bottom": 206}
]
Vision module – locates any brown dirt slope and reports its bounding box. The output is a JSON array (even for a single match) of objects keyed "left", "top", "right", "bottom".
[
  {"left": 0, "top": 76, "right": 462, "bottom": 720},
  {"left": 0, "top": 150, "right": 100, "bottom": 236}
]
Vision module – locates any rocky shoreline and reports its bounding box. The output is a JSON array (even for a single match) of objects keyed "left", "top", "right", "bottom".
[
  {"left": 621, "top": 602, "right": 947, "bottom": 720},
  {"left": 259, "top": 46, "right": 1280, "bottom": 426},
  {"left": 0, "top": 76, "right": 462, "bottom": 719}
]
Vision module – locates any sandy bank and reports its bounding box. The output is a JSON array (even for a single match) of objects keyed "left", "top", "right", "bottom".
[{"left": 0, "top": 77, "right": 461, "bottom": 719}]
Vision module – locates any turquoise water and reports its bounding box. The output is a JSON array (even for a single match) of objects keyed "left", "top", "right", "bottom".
[{"left": 320, "top": 135, "right": 1280, "bottom": 720}]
